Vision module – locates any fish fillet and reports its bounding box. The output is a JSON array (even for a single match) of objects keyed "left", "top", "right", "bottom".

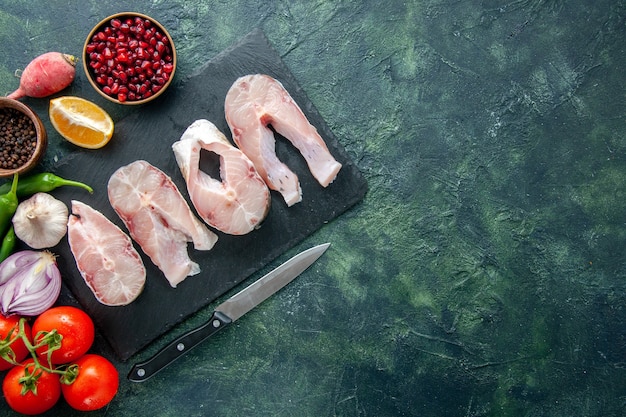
[
  {"left": 67, "top": 200, "right": 146, "bottom": 306},
  {"left": 224, "top": 74, "right": 342, "bottom": 206},
  {"left": 172, "top": 119, "right": 270, "bottom": 235},
  {"left": 108, "top": 160, "right": 218, "bottom": 287}
]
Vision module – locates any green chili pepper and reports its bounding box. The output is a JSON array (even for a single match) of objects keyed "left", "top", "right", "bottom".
[
  {"left": 0, "top": 225, "right": 16, "bottom": 263},
  {"left": 0, "top": 174, "right": 19, "bottom": 237},
  {"left": 0, "top": 172, "right": 93, "bottom": 197}
]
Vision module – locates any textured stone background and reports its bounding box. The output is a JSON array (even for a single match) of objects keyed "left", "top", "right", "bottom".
[{"left": 1, "top": 1, "right": 625, "bottom": 416}]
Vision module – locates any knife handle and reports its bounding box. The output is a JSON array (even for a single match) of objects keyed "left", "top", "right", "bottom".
[{"left": 127, "top": 311, "right": 232, "bottom": 382}]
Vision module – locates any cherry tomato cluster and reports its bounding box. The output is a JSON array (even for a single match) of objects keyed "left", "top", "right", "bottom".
[{"left": 0, "top": 306, "right": 119, "bottom": 415}]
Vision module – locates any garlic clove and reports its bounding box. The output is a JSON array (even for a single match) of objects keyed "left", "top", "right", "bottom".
[{"left": 12, "top": 192, "right": 69, "bottom": 249}]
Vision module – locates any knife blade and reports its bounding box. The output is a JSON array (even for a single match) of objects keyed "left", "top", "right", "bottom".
[{"left": 127, "top": 242, "right": 330, "bottom": 382}]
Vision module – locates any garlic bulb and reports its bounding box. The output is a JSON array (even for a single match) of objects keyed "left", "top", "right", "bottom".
[{"left": 12, "top": 192, "right": 69, "bottom": 249}]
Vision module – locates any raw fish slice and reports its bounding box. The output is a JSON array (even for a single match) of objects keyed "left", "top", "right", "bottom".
[
  {"left": 108, "top": 160, "right": 218, "bottom": 287},
  {"left": 172, "top": 119, "right": 270, "bottom": 235},
  {"left": 224, "top": 74, "right": 342, "bottom": 206},
  {"left": 67, "top": 200, "right": 146, "bottom": 306}
]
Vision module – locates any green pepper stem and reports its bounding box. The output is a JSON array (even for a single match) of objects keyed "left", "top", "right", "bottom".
[
  {"left": 9, "top": 173, "right": 18, "bottom": 196},
  {"left": 49, "top": 177, "right": 94, "bottom": 194}
]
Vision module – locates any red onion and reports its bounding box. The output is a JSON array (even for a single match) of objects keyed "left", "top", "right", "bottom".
[{"left": 0, "top": 250, "right": 61, "bottom": 316}]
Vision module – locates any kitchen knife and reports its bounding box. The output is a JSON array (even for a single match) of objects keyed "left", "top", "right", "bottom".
[{"left": 128, "top": 242, "right": 330, "bottom": 382}]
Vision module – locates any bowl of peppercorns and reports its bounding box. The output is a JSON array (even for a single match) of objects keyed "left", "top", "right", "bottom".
[
  {"left": 83, "top": 12, "right": 177, "bottom": 105},
  {"left": 0, "top": 98, "right": 47, "bottom": 178}
]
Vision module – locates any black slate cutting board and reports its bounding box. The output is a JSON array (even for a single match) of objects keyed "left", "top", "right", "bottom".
[{"left": 50, "top": 29, "right": 367, "bottom": 361}]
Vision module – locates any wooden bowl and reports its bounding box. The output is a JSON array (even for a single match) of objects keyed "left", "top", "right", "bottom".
[
  {"left": 83, "top": 12, "right": 177, "bottom": 105},
  {"left": 0, "top": 97, "right": 47, "bottom": 178}
]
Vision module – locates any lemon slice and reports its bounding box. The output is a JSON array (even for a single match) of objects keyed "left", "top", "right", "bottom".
[{"left": 49, "top": 96, "right": 114, "bottom": 149}]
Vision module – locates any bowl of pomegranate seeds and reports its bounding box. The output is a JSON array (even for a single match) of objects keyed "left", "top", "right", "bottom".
[
  {"left": 83, "top": 12, "right": 177, "bottom": 105},
  {"left": 0, "top": 98, "right": 48, "bottom": 177}
]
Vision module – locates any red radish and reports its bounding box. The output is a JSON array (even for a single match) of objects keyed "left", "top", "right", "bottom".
[{"left": 7, "top": 52, "right": 77, "bottom": 100}]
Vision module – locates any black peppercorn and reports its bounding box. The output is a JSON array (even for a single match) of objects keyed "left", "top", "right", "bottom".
[{"left": 0, "top": 108, "right": 37, "bottom": 169}]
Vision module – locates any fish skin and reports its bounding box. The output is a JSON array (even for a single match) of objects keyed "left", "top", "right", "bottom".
[
  {"left": 224, "top": 74, "right": 342, "bottom": 207},
  {"left": 172, "top": 119, "right": 270, "bottom": 235},
  {"left": 107, "top": 160, "right": 218, "bottom": 288}
]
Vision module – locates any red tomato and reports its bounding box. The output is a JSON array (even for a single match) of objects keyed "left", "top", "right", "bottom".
[
  {"left": 62, "top": 354, "right": 119, "bottom": 411},
  {"left": 0, "top": 314, "right": 32, "bottom": 371},
  {"left": 32, "top": 306, "right": 95, "bottom": 365},
  {"left": 2, "top": 358, "right": 61, "bottom": 415}
]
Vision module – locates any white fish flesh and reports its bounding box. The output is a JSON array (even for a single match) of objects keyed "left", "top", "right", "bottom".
[
  {"left": 172, "top": 119, "right": 270, "bottom": 235},
  {"left": 67, "top": 200, "right": 146, "bottom": 306},
  {"left": 108, "top": 160, "right": 218, "bottom": 287},
  {"left": 224, "top": 74, "right": 342, "bottom": 206}
]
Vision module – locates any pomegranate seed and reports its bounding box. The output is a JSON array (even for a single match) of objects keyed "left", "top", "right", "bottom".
[
  {"left": 117, "top": 92, "right": 127, "bottom": 102},
  {"left": 117, "top": 51, "right": 129, "bottom": 63},
  {"left": 155, "top": 41, "right": 166, "bottom": 55},
  {"left": 102, "top": 86, "right": 112, "bottom": 95},
  {"left": 111, "top": 18, "right": 121, "bottom": 28}
]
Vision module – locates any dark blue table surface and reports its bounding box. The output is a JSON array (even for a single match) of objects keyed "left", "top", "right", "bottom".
[{"left": 1, "top": 1, "right": 625, "bottom": 416}]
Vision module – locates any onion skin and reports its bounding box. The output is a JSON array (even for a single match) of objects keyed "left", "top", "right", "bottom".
[
  {"left": 0, "top": 250, "right": 61, "bottom": 316},
  {"left": 7, "top": 52, "right": 77, "bottom": 100}
]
